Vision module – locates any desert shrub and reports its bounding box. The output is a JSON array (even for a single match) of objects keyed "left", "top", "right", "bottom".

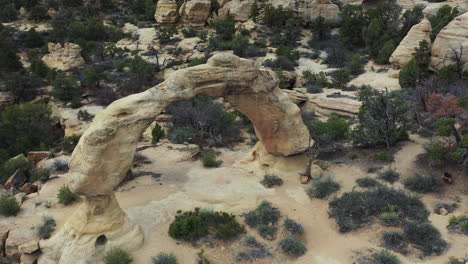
[
  {"left": 403, "top": 174, "right": 440, "bottom": 193},
  {"left": 0, "top": 196, "right": 20, "bottom": 216},
  {"left": 181, "top": 27, "right": 197, "bottom": 37},
  {"left": 5, "top": 70, "right": 41, "bottom": 104},
  {"left": 307, "top": 115, "right": 349, "bottom": 144},
  {"left": 284, "top": 218, "right": 304, "bottom": 235},
  {"left": 379, "top": 211, "right": 400, "bottom": 226},
  {"left": 151, "top": 123, "right": 165, "bottom": 144},
  {"left": 52, "top": 72, "right": 82, "bottom": 106},
  {"left": 168, "top": 208, "right": 244, "bottom": 241},
  {"left": 103, "top": 248, "right": 133, "bottom": 264},
  {"left": 447, "top": 215, "right": 468, "bottom": 233},
  {"left": 352, "top": 88, "right": 411, "bottom": 148},
  {"left": 196, "top": 250, "right": 209, "bottom": 264},
  {"left": 57, "top": 185, "right": 79, "bottom": 205},
  {"left": 279, "top": 236, "right": 307, "bottom": 257},
  {"left": 330, "top": 69, "right": 351, "bottom": 88},
  {"left": 37, "top": 216, "right": 56, "bottom": 239},
  {"left": 329, "top": 186, "right": 429, "bottom": 232},
  {"left": 62, "top": 134, "right": 81, "bottom": 153},
  {"left": 373, "top": 151, "right": 393, "bottom": 162},
  {"left": 188, "top": 57, "right": 207, "bottom": 67},
  {"left": 211, "top": 15, "right": 235, "bottom": 41},
  {"left": 157, "top": 25, "right": 177, "bottom": 44},
  {"left": 263, "top": 56, "right": 297, "bottom": 71},
  {"left": 346, "top": 53, "right": 365, "bottom": 76},
  {"left": 28, "top": 5, "right": 49, "bottom": 21},
  {"left": 303, "top": 71, "right": 329, "bottom": 89},
  {"left": 373, "top": 250, "right": 400, "bottom": 264},
  {"left": 168, "top": 128, "right": 193, "bottom": 144},
  {"left": 30, "top": 168, "right": 51, "bottom": 182},
  {"left": 379, "top": 169, "right": 400, "bottom": 183},
  {"left": 244, "top": 201, "right": 281, "bottom": 240},
  {"left": 201, "top": 149, "right": 222, "bottom": 168},
  {"left": 0, "top": 155, "right": 33, "bottom": 184},
  {"left": 260, "top": 174, "right": 283, "bottom": 188},
  {"left": 404, "top": 221, "right": 447, "bottom": 255},
  {"left": 423, "top": 140, "right": 449, "bottom": 164},
  {"left": 356, "top": 177, "right": 380, "bottom": 188},
  {"left": 21, "top": 28, "right": 45, "bottom": 48},
  {"left": 449, "top": 257, "right": 466, "bottom": 264},
  {"left": 152, "top": 253, "right": 178, "bottom": 264},
  {"left": 167, "top": 97, "right": 242, "bottom": 147},
  {"left": 376, "top": 40, "right": 396, "bottom": 65},
  {"left": 382, "top": 231, "right": 406, "bottom": 251},
  {"left": 399, "top": 59, "right": 418, "bottom": 89},
  {"left": 307, "top": 176, "right": 341, "bottom": 199}
]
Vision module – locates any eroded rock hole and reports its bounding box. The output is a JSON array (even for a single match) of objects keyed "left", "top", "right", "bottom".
[{"left": 95, "top": 235, "right": 107, "bottom": 247}]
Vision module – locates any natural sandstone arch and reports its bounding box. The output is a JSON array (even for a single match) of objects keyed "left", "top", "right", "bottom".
[{"left": 39, "top": 54, "right": 310, "bottom": 264}]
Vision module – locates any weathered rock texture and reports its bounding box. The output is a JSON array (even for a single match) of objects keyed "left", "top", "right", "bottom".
[
  {"left": 39, "top": 54, "right": 310, "bottom": 263},
  {"left": 269, "top": 0, "right": 341, "bottom": 25},
  {"left": 155, "top": 0, "right": 178, "bottom": 23},
  {"left": 390, "top": 18, "right": 432, "bottom": 68},
  {"left": 218, "top": 0, "right": 255, "bottom": 22},
  {"left": 430, "top": 11, "right": 468, "bottom": 72},
  {"left": 41, "top": 43, "right": 85, "bottom": 71},
  {"left": 179, "top": 0, "right": 211, "bottom": 26}
]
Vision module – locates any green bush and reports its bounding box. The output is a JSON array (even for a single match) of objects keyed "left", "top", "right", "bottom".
[
  {"left": 284, "top": 218, "right": 304, "bottom": 235},
  {"left": 279, "top": 236, "right": 307, "bottom": 257},
  {"left": 151, "top": 123, "right": 165, "bottom": 144},
  {"left": 404, "top": 221, "right": 447, "bottom": 255},
  {"left": 188, "top": 57, "right": 207, "bottom": 67},
  {"left": 377, "top": 40, "right": 396, "bottom": 65},
  {"left": 52, "top": 72, "right": 82, "bottom": 106},
  {"left": 260, "top": 174, "right": 283, "bottom": 188},
  {"left": 308, "top": 115, "right": 349, "bottom": 144},
  {"left": 103, "top": 248, "right": 133, "bottom": 264},
  {"left": 57, "top": 185, "right": 79, "bottom": 205},
  {"left": 423, "top": 140, "right": 449, "bottom": 164},
  {"left": 307, "top": 176, "right": 340, "bottom": 199},
  {"left": 0, "top": 196, "right": 20, "bottom": 216},
  {"left": 329, "top": 186, "right": 429, "bottom": 232},
  {"left": 168, "top": 128, "right": 193, "bottom": 144},
  {"left": 30, "top": 168, "right": 51, "bottom": 182},
  {"left": 382, "top": 231, "right": 406, "bottom": 251},
  {"left": 37, "top": 216, "right": 56, "bottom": 239},
  {"left": 373, "top": 250, "right": 400, "bottom": 264},
  {"left": 244, "top": 201, "right": 281, "bottom": 240},
  {"left": 201, "top": 149, "right": 222, "bottom": 168},
  {"left": 152, "top": 253, "right": 178, "bottom": 264},
  {"left": 373, "top": 151, "right": 393, "bottom": 162},
  {"left": 356, "top": 177, "right": 380, "bottom": 188},
  {"left": 211, "top": 15, "right": 235, "bottom": 41},
  {"left": 168, "top": 208, "right": 245, "bottom": 241},
  {"left": 28, "top": 5, "right": 49, "bottom": 21},
  {"left": 430, "top": 5, "right": 459, "bottom": 40},
  {"left": 399, "top": 59, "right": 418, "bottom": 89},
  {"left": 379, "top": 169, "right": 400, "bottom": 183},
  {"left": 403, "top": 174, "right": 440, "bottom": 193}
]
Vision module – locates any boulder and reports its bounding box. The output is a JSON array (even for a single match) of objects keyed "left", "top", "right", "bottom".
[
  {"left": 5, "top": 229, "right": 35, "bottom": 262},
  {"left": 269, "top": 0, "right": 340, "bottom": 25},
  {"left": 283, "top": 89, "right": 308, "bottom": 104},
  {"left": 218, "top": 0, "right": 255, "bottom": 22},
  {"left": 310, "top": 164, "right": 324, "bottom": 178},
  {"left": 122, "top": 23, "right": 139, "bottom": 35},
  {"left": 27, "top": 151, "right": 51, "bottom": 164},
  {"left": 41, "top": 43, "right": 85, "bottom": 71},
  {"left": 179, "top": 0, "right": 211, "bottom": 27},
  {"left": 5, "top": 170, "right": 28, "bottom": 190},
  {"left": 18, "top": 241, "right": 39, "bottom": 255},
  {"left": 430, "top": 11, "right": 468, "bottom": 72},
  {"left": 390, "top": 18, "right": 432, "bottom": 69},
  {"left": 176, "top": 37, "right": 201, "bottom": 51},
  {"left": 155, "top": 0, "right": 178, "bottom": 23},
  {"left": 20, "top": 183, "right": 38, "bottom": 195}
]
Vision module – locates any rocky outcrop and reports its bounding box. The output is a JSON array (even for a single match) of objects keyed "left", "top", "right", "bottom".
[
  {"left": 306, "top": 93, "right": 361, "bottom": 117},
  {"left": 390, "top": 18, "right": 432, "bottom": 69},
  {"left": 39, "top": 54, "right": 310, "bottom": 264},
  {"left": 179, "top": 0, "right": 211, "bottom": 27},
  {"left": 218, "top": 0, "right": 255, "bottom": 22},
  {"left": 155, "top": 0, "right": 178, "bottom": 23},
  {"left": 41, "top": 43, "right": 85, "bottom": 71},
  {"left": 269, "top": 0, "right": 341, "bottom": 25},
  {"left": 430, "top": 11, "right": 468, "bottom": 72}
]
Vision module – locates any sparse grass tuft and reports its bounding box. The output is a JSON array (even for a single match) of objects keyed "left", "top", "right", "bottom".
[
  {"left": 244, "top": 201, "right": 281, "bottom": 240},
  {"left": 356, "top": 177, "right": 380, "bottom": 188},
  {"left": 0, "top": 196, "right": 20, "bottom": 216},
  {"left": 37, "top": 216, "right": 56, "bottom": 239},
  {"left": 373, "top": 250, "right": 400, "bottom": 264},
  {"left": 279, "top": 236, "right": 307, "bottom": 257},
  {"left": 260, "top": 174, "right": 283, "bottom": 188},
  {"left": 103, "top": 248, "right": 133, "bottom": 264},
  {"left": 57, "top": 185, "right": 79, "bottom": 205},
  {"left": 307, "top": 176, "right": 340, "bottom": 199},
  {"left": 379, "top": 169, "right": 400, "bottom": 184},
  {"left": 152, "top": 252, "right": 178, "bottom": 264}
]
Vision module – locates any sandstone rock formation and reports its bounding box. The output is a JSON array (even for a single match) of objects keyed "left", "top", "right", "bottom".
[
  {"left": 41, "top": 43, "right": 85, "bottom": 71},
  {"left": 430, "top": 11, "right": 468, "bottom": 72},
  {"left": 218, "top": 0, "right": 255, "bottom": 22},
  {"left": 155, "top": 0, "right": 178, "bottom": 23},
  {"left": 39, "top": 54, "right": 310, "bottom": 263},
  {"left": 269, "top": 0, "right": 341, "bottom": 25},
  {"left": 179, "top": 0, "right": 211, "bottom": 27},
  {"left": 390, "top": 18, "right": 432, "bottom": 69}
]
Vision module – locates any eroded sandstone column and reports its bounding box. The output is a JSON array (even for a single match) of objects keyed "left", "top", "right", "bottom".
[{"left": 39, "top": 54, "right": 310, "bottom": 263}]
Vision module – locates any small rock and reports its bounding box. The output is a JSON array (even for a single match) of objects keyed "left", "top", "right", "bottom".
[
  {"left": 21, "top": 252, "right": 41, "bottom": 264},
  {"left": 18, "top": 241, "right": 39, "bottom": 255},
  {"left": 301, "top": 175, "right": 310, "bottom": 184},
  {"left": 20, "top": 183, "right": 38, "bottom": 195},
  {"left": 310, "top": 164, "right": 324, "bottom": 179},
  {"left": 439, "top": 207, "right": 448, "bottom": 215},
  {"left": 6, "top": 169, "right": 28, "bottom": 190}
]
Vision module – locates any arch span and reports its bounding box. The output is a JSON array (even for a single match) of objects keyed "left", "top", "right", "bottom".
[{"left": 39, "top": 54, "right": 310, "bottom": 264}]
